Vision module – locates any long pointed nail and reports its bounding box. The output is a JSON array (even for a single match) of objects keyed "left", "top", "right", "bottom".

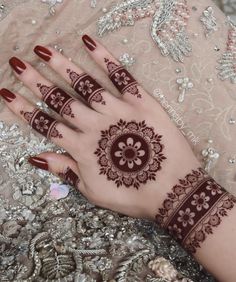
[
  {"left": 9, "top": 57, "right": 26, "bottom": 74},
  {"left": 0, "top": 89, "right": 16, "bottom": 102},
  {"left": 34, "top": 46, "right": 52, "bottom": 62},
  {"left": 28, "top": 156, "right": 49, "bottom": 170},
  {"left": 82, "top": 34, "right": 97, "bottom": 51}
]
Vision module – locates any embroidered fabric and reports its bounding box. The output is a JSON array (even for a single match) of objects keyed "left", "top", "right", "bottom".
[{"left": 0, "top": 0, "right": 235, "bottom": 281}]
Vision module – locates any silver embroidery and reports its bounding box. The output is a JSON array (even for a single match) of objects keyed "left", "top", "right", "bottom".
[
  {"left": 151, "top": 0, "right": 191, "bottom": 62},
  {"left": 0, "top": 121, "right": 214, "bottom": 281},
  {"left": 97, "top": 0, "right": 192, "bottom": 62},
  {"left": 217, "top": 21, "right": 236, "bottom": 84},
  {"left": 200, "top": 6, "right": 218, "bottom": 37}
]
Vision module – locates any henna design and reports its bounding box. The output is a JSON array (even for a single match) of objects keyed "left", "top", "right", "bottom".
[
  {"left": 104, "top": 58, "right": 142, "bottom": 98},
  {"left": 66, "top": 69, "right": 106, "bottom": 106},
  {"left": 20, "top": 109, "right": 63, "bottom": 139},
  {"left": 58, "top": 167, "right": 80, "bottom": 187},
  {"left": 155, "top": 168, "right": 236, "bottom": 253},
  {"left": 37, "top": 83, "right": 75, "bottom": 118},
  {"left": 94, "top": 119, "right": 166, "bottom": 189}
]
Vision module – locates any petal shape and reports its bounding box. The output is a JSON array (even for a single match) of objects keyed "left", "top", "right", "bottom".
[
  {"left": 118, "top": 142, "right": 126, "bottom": 149},
  {"left": 137, "top": 150, "right": 145, "bottom": 157},
  {"left": 127, "top": 137, "right": 134, "bottom": 146},
  {"left": 114, "top": 151, "right": 122, "bottom": 157}
]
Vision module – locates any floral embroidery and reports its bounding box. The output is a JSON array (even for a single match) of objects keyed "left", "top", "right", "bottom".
[
  {"left": 104, "top": 58, "right": 141, "bottom": 98},
  {"left": 37, "top": 84, "right": 75, "bottom": 118},
  {"left": 217, "top": 21, "right": 236, "bottom": 84},
  {"left": 20, "top": 109, "right": 63, "bottom": 139},
  {"left": 98, "top": 0, "right": 192, "bottom": 62},
  {"left": 66, "top": 69, "right": 106, "bottom": 106},
  {"left": 156, "top": 168, "right": 236, "bottom": 253},
  {"left": 94, "top": 119, "right": 166, "bottom": 189}
]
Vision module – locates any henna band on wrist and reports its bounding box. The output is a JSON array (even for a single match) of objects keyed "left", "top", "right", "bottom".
[{"left": 155, "top": 168, "right": 236, "bottom": 253}]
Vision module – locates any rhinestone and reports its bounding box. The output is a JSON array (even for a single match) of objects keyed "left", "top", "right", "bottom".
[
  {"left": 229, "top": 158, "right": 236, "bottom": 164},
  {"left": 229, "top": 118, "right": 236, "bottom": 124},
  {"left": 175, "top": 68, "right": 182, "bottom": 73}
]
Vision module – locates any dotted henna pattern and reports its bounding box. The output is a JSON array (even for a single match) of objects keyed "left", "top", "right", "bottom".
[
  {"left": 20, "top": 109, "right": 63, "bottom": 139},
  {"left": 58, "top": 167, "right": 80, "bottom": 187},
  {"left": 104, "top": 58, "right": 142, "bottom": 98},
  {"left": 66, "top": 69, "right": 106, "bottom": 106},
  {"left": 94, "top": 119, "right": 166, "bottom": 189},
  {"left": 155, "top": 168, "right": 236, "bottom": 253},
  {"left": 37, "top": 83, "right": 75, "bottom": 118}
]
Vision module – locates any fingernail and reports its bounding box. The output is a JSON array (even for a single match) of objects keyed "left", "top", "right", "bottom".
[
  {"left": 34, "top": 45, "right": 52, "bottom": 62},
  {"left": 82, "top": 34, "right": 97, "bottom": 51},
  {"left": 9, "top": 57, "right": 26, "bottom": 75},
  {"left": 28, "top": 156, "right": 49, "bottom": 170},
  {"left": 0, "top": 88, "right": 16, "bottom": 102}
]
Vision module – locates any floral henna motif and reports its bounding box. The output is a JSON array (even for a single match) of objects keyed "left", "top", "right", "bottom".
[
  {"left": 58, "top": 167, "right": 80, "bottom": 187},
  {"left": 20, "top": 109, "right": 63, "bottom": 139},
  {"left": 104, "top": 58, "right": 142, "bottom": 98},
  {"left": 155, "top": 168, "right": 236, "bottom": 253},
  {"left": 66, "top": 69, "right": 106, "bottom": 106},
  {"left": 37, "top": 83, "right": 75, "bottom": 118},
  {"left": 94, "top": 119, "right": 166, "bottom": 189}
]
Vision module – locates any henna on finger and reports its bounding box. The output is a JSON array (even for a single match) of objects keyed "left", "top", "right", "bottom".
[
  {"left": 20, "top": 109, "right": 63, "bottom": 139},
  {"left": 155, "top": 168, "right": 236, "bottom": 254},
  {"left": 66, "top": 69, "right": 106, "bottom": 106},
  {"left": 95, "top": 119, "right": 166, "bottom": 189},
  {"left": 37, "top": 83, "right": 75, "bottom": 118},
  {"left": 104, "top": 58, "right": 142, "bottom": 99},
  {"left": 58, "top": 167, "right": 80, "bottom": 187}
]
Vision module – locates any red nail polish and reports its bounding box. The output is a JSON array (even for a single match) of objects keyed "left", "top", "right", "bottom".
[
  {"left": 28, "top": 156, "right": 49, "bottom": 170},
  {"left": 9, "top": 57, "right": 26, "bottom": 75},
  {"left": 0, "top": 88, "right": 16, "bottom": 102},
  {"left": 34, "top": 45, "right": 52, "bottom": 62},
  {"left": 82, "top": 34, "right": 97, "bottom": 51}
]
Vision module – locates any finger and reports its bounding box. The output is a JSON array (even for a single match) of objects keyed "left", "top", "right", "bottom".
[
  {"left": 9, "top": 57, "right": 100, "bottom": 132},
  {"left": 33, "top": 45, "right": 126, "bottom": 115},
  {"left": 0, "top": 88, "right": 80, "bottom": 154},
  {"left": 82, "top": 34, "right": 146, "bottom": 104},
  {"left": 28, "top": 153, "right": 87, "bottom": 195}
]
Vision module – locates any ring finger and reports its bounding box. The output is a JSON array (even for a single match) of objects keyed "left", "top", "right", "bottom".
[{"left": 0, "top": 88, "right": 80, "bottom": 155}]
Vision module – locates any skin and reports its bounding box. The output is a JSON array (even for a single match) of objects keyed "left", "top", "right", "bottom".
[{"left": 1, "top": 36, "right": 236, "bottom": 282}]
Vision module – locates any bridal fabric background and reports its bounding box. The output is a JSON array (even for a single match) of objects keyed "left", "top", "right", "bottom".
[{"left": 0, "top": 0, "right": 235, "bottom": 281}]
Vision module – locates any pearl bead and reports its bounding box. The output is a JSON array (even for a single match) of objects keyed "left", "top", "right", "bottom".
[
  {"left": 102, "top": 7, "right": 107, "bottom": 13},
  {"left": 31, "top": 19, "right": 37, "bottom": 25},
  {"left": 122, "top": 38, "right": 128, "bottom": 44}
]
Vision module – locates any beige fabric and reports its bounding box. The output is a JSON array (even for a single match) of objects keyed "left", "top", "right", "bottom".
[{"left": 0, "top": 0, "right": 235, "bottom": 193}]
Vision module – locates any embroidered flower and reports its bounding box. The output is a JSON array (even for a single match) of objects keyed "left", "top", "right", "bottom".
[
  {"left": 177, "top": 208, "right": 195, "bottom": 227},
  {"left": 51, "top": 92, "right": 65, "bottom": 108},
  {"left": 34, "top": 116, "right": 49, "bottom": 132},
  {"left": 114, "top": 137, "right": 146, "bottom": 169},
  {"left": 78, "top": 80, "right": 94, "bottom": 95},
  {"left": 114, "top": 72, "right": 130, "bottom": 85},
  {"left": 191, "top": 192, "right": 210, "bottom": 211}
]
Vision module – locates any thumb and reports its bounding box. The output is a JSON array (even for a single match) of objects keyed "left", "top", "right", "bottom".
[{"left": 28, "top": 152, "right": 86, "bottom": 195}]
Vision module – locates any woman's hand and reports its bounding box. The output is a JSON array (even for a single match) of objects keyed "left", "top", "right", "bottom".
[{"left": 0, "top": 35, "right": 200, "bottom": 220}]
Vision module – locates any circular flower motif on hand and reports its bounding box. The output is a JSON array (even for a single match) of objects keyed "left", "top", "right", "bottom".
[{"left": 94, "top": 119, "right": 166, "bottom": 189}]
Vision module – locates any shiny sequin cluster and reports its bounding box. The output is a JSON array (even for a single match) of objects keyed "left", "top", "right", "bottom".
[{"left": 97, "top": 0, "right": 192, "bottom": 62}]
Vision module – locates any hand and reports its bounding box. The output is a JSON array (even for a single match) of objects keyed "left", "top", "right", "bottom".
[{"left": 0, "top": 35, "right": 200, "bottom": 220}]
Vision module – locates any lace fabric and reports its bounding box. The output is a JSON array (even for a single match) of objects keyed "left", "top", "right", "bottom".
[{"left": 0, "top": 0, "right": 235, "bottom": 281}]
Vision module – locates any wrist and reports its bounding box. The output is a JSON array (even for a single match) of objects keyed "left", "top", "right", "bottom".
[{"left": 154, "top": 167, "right": 236, "bottom": 254}]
